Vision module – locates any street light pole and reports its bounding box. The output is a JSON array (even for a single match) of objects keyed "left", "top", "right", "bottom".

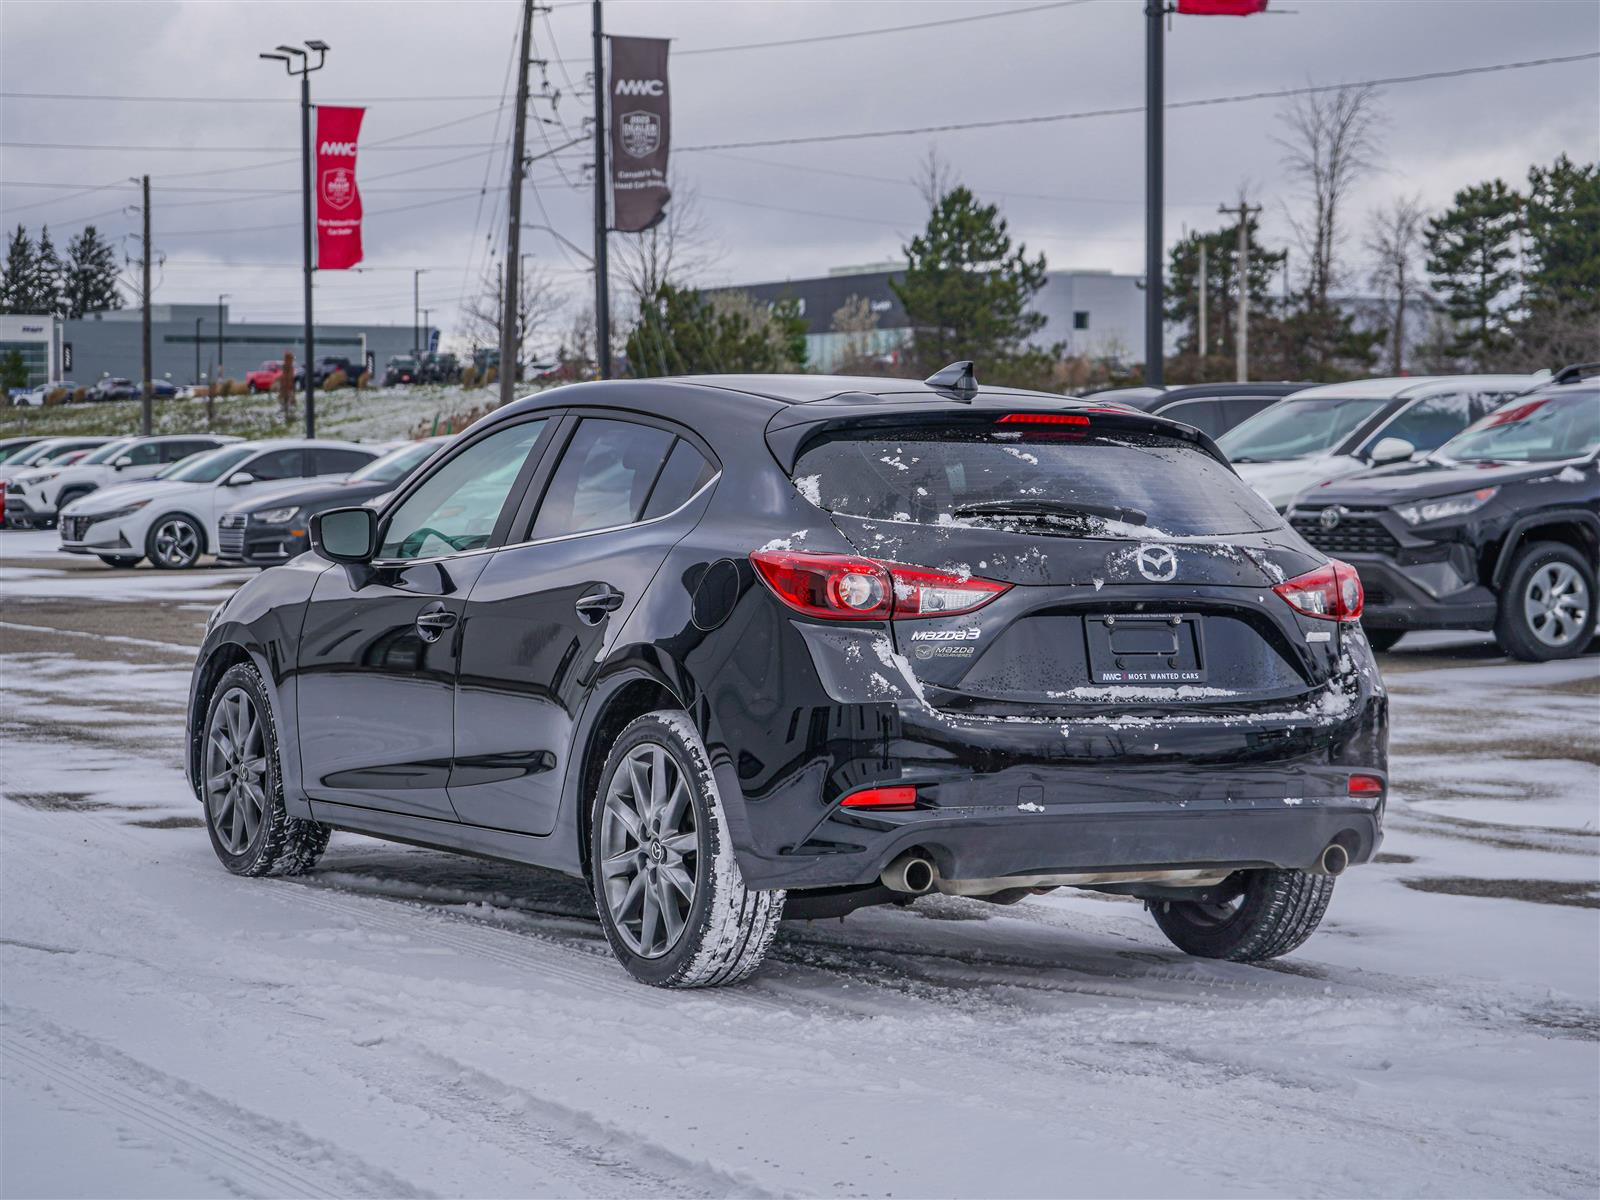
[
  {"left": 194, "top": 317, "right": 203, "bottom": 386},
  {"left": 216, "top": 293, "right": 228, "bottom": 382},
  {"left": 413, "top": 268, "right": 427, "bottom": 357},
  {"left": 260, "top": 40, "right": 328, "bottom": 438},
  {"left": 1144, "top": 2, "right": 1165, "bottom": 388}
]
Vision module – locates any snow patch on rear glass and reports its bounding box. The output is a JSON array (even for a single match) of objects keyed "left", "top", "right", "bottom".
[{"left": 793, "top": 474, "right": 822, "bottom": 506}]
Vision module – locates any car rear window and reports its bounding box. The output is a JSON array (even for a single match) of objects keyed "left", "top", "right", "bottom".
[{"left": 792, "top": 428, "right": 1282, "bottom": 538}]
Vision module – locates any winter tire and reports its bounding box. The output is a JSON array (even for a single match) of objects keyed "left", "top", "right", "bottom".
[
  {"left": 95, "top": 554, "right": 142, "bottom": 569},
  {"left": 146, "top": 513, "right": 205, "bottom": 569},
  {"left": 1363, "top": 628, "right": 1404, "bottom": 653},
  {"left": 1494, "top": 541, "right": 1595, "bottom": 662},
  {"left": 590, "top": 711, "right": 784, "bottom": 988},
  {"left": 1149, "top": 868, "right": 1334, "bottom": 962},
  {"left": 202, "top": 663, "right": 330, "bottom": 877}
]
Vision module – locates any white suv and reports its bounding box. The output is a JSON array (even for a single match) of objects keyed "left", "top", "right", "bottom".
[
  {"left": 5, "top": 434, "right": 238, "bottom": 529},
  {"left": 59, "top": 438, "right": 380, "bottom": 568}
]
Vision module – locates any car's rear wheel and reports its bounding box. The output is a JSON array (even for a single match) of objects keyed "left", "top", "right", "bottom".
[
  {"left": 202, "top": 663, "right": 330, "bottom": 876},
  {"left": 1494, "top": 542, "right": 1595, "bottom": 662},
  {"left": 96, "top": 554, "right": 141, "bottom": 569},
  {"left": 1363, "top": 628, "right": 1404, "bottom": 653},
  {"left": 590, "top": 711, "right": 784, "bottom": 988},
  {"left": 146, "top": 513, "right": 204, "bottom": 569},
  {"left": 1149, "top": 869, "right": 1334, "bottom": 962}
]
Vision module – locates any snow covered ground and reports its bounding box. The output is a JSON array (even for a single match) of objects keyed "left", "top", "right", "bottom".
[{"left": 2, "top": 528, "right": 1596, "bottom": 1198}]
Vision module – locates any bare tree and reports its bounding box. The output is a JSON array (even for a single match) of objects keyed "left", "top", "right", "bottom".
[
  {"left": 459, "top": 258, "right": 560, "bottom": 376},
  {"left": 1277, "top": 84, "right": 1385, "bottom": 308},
  {"left": 915, "top": 145, "right": 957, "bottom": 208},
  {"left": 830, "top": 294, "right": 882, "bottom": 372},
  {"left": 612, "top": 177, "right": 720, "bottom": 311},
  {"left": 1365, "top": 193, "right": 1428, "bottom": 374}
]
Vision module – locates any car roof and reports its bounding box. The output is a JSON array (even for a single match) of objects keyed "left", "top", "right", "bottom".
[
  {"left": 670, "top": 372, "right": 1068, "bottom": 406},
  {"left": 236, "top": 437, "right": 375, "bottom": 452},
  {"left": 1285, "top": 374, "right": 1538, "bottom": 402},
  {"left": 1157, "top": 381, "right": 1312, "bottom": 402}
]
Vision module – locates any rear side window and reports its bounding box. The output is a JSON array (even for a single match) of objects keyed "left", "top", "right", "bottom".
[
  {"left": 1156, "top": 398, "right": 1226, "bottom": 438},
  {"left": 246, "top": 449, "right": 306, "bottom": 481},
  {"left": 312, "top": 448, "right": 374, "bottom": 475},
  {"left": 641, "top": 439, "right": 716, "bottom": 519},
  {"left": 1359, "top": 392, "right": 1477, "bottom": 456},
  {"left": 792, "top": 427, "right": 1282, "bottom": 538},
  {"left": 531, "top": 419, "right": 675, "bottom": 538}
]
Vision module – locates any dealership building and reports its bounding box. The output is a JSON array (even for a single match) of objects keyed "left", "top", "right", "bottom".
[
  {"left": 4, "top": 304, "right": 427, "bottom": 389},
  {"left": 717, "top": 262, "right": 1146, "bottom": 372}
]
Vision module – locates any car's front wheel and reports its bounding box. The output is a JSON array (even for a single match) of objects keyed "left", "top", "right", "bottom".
[
  {"left": 1149, "top": 869, "right": 1334, "bottom": 962},
  {"left": 1494, "top": 542, "right": 1595, "bottom": 662},
  {"left": 590, "top": 711, "right": 784, "bottom": 988},
  {"left": 202, "top": 663, "right": 330, "bottom": 876},
  {"left": 146, "top": 513, "right": 205, "bottom": 569}
]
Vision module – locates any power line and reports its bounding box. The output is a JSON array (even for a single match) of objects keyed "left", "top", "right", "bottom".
[
  {"left": 164, "top": 192, "right": 482, "bottom": 237},
  {"left": 678, "top": 51, "right": 1600, "bottom": 152},
  {"left": 675, "top": 0, "right": 1088, "bottom": 57},
  {"left": 2, "top": 139, "right": 506, "bottom": 153}
]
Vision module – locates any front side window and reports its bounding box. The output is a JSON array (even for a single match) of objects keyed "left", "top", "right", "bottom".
[
  {"left": 168, "top": 445, "right": 255, "bottom": 483},
  {"left": 1217, "top": 396, "right": 1390, "bottom": 462},
  {"left": 530, "top": 419, "right": 676, "bottom": 539},
  {"left": 379, "top": 419, "right": 547, "bottom": 560},
  {"left": 1357, "top": 392, "right": 1477, "bottom": 457},
  {"left": 81, "top": 439, "right": 137, "bottom": 466},
  {"left": 119, "top": 441, "right": 162, "bottom": 467}
]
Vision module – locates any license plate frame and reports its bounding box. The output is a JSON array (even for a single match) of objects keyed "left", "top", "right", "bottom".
[{"left": 1085, "top": 612, "right": 1206, "bottom": 685}]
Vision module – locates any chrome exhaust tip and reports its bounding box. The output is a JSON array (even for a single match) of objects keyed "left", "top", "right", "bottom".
[
  {"left": 881, "top": 853, "right": 935, "bottom": 894},
  {"left": 1314, "top": 843, "right": 1349, "bottom": 877}
]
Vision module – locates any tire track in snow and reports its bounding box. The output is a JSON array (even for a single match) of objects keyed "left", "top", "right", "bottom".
[{"left": 0, "top": 1010, "right": 429, "bottom": 1200}]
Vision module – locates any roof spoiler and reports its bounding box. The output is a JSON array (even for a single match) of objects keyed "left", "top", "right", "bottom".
[
  {"left": 924, "top": 361, "right": 978, "bottom": 400},
  {"left": 1552, "top": 362, "right": 1600, "bottom": 385}
]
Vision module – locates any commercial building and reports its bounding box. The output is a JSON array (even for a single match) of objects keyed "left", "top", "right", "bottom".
[
  {"left": 717, "top": 263, "right": 1146, "bottom": 372},
  {"left": 44, "top": 303, "right": 426, "bottom": 388},
  {"left": 0, "top": 314, "right": 64, "bottom": 388}
]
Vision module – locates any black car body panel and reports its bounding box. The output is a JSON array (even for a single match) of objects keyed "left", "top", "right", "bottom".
[{"left": 187, "top": 375, "right": 1387, "bottom": 901}]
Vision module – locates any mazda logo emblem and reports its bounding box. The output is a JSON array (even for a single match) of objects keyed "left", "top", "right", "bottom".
[
  {"left": 1320, "top": 506, "right": 1345, "bottom": 530},
  {"left": 1135, "top": 544, "right": 1177, "bottom": 582}
]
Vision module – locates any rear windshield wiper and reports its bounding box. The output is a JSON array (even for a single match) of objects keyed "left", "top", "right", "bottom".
[{"left": 954, "top": 499, "right": 1148, "bottom": 526}]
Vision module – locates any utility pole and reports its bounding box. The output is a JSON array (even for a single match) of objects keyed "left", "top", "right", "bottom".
[
  {"left": 1143, "top": 3, "right": 1165, "bottom": 388},
  {"left": 1219, "top": 198, "right": 1261, "bottom": 383},
  {"left": 140, "top": 174, "right": 152, "bottom": 436},
  {"left": 217, "top": 293, "right": 227, "bottom": 382},
  {"left": 194, "top": 317, "right": 203, "bottom": 386},
  {"left": 422, "top": 308, "right": 431, "bottom": 354},
  {"left": 1197, "top": 241, "right": 1207, "bottom": 380},
  {"left": 592, "top": 0, "right": 611, "bottom": 379},
  {"left": 412, "top": 268, "right": 427, "bottom": 357},
  {"left": 500, "top": 0, "right": 535, "bottom": 407},
  {"left": 260, "top": 40, "right": 328, "bottom": 438}
]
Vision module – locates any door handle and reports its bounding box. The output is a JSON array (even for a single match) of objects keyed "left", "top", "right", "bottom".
[
  {"left": 574, "top": 586, "right": 625, "bottom": 625},
  {"left": 415, "top": 602, "right": 458, "bottom": 643}
]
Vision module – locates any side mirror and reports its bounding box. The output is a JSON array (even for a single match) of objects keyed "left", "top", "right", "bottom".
[
  {"left": 224, "top": 471, "right": 257, "bottom": 486},
  {"left": 310, "top": 506, "right": 378, "bottom": 564},
  {"left": 113, "top": 455, "right": 133, "bottom": 470},
  {"left": 1369, "top": 436, "right": 1416, "bottom": 466}
]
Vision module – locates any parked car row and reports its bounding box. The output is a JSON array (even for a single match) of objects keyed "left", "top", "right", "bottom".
[{"left": 382, "top": 352, "right": 462, "bottom": 386}]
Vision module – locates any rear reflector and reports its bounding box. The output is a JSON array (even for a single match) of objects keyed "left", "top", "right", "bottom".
[
  {"left": 996, "top": 413, "right": 1090, "bottom": 426},
  {"left": 1348, "top": 774, "right": 1384, "bottom": 796},
  {"left": 839, "top": 786, "right": 917, "bottom": 810}
]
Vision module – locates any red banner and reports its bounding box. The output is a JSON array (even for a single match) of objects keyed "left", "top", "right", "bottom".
[
  {"left": 315, "top": 106, "right": 364, "bottom": 270},
  {"left": 1176, "top": 0, "right": 1268, "bottom": 13}
]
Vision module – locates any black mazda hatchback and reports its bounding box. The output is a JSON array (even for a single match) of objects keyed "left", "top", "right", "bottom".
[{"left": 186, "top": 365, "right": 1388, "bottom": 987}]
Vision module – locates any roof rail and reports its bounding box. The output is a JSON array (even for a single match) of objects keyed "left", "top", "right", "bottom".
[
  {"left": 1552, "top": 362, "right": 1600, "bottom": 385},
  {"left": 924, "top": 361, "right": 978, "bottom": 399}
]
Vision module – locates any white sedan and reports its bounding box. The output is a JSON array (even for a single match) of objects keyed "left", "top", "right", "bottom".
[{"left": 58, "top": 438, "right": 379, "bottom": 569}]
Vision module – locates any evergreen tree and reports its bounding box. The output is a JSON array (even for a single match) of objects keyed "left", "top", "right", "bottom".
[
  {"left": 34, "top": 226, "right": 64, "bottom": 317},
  {"left": 1164, "top": 217, "right": 1286, "bottom": 374},
  {"left": 0, "top": 225, "right": 38, "bottom": 314},
  {"left": 1424, "top": 179, "right": 1521, "bottom": 368},
  {"left": 891, "top": 186, "right": 1053, "bottom": 386},
  {"left": 625, "top": 285, "right": 807, "bottom": 377},
  {"left": 63, "top": 225, "right": 126, "bottom": 318}
]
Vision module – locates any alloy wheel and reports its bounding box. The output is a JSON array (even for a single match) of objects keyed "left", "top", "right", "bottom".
[
  {"left": 1523, "top": 561, "right": 1590, "bottom": 648},
  {"left": 598, "top": 743, "right": 699, "bottom": 959},
  {"left": 205, "top": 686, "right": 268, "bottom": 855},
  {"left": 153, "top": 518, "right": 200, "bottom": 567}
]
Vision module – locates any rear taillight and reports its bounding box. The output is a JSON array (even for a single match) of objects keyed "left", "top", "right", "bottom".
[
  {"left": 839, "top": 786, "right": 917, "bottom": 810},
  {"left": 1273, "top": 559, "right": 1364, "bottom": 622},
  {"left": 750, "top": 550, "right": 1009, "bottom": 621}
]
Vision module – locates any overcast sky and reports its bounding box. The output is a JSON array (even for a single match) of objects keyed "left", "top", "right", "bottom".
[{"left": 2, "top": 0, "right": 1596, "bottom": 352}]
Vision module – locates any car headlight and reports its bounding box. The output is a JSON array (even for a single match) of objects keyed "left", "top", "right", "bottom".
[
  {"left": 254, "top": 506, "right": 301, "bottom": 525},
  {"left": 1394, "top": 486, "right": 1499, "bottom": 526},
  {"left": 31, "top": 471, "right": 60, "bottom": 484},
  {"left": 94, "top": 499, "right": 153, "bottom": 521}
]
